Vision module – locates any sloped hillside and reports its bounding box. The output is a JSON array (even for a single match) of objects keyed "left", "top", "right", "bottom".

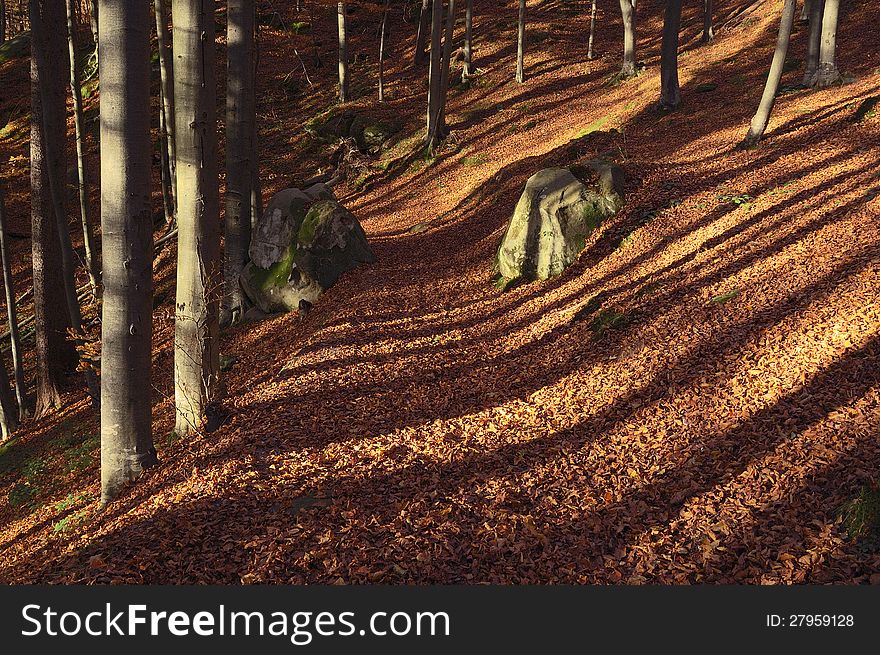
[{"left": 0, "top": 0, "right": 878, "bottom": 583}]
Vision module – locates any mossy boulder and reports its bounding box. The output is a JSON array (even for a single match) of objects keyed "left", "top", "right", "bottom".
[
  {"left": 241, "top": 190, "right": 374, "bottom": 314},
  {"left": 494, "top": 163, "right": 624, "bottom": 282},
  {"left": 306, "top": 108, "right": 398, "bottom": 154},
  {"left": 0, "top": 32, "right": 30, "bottom": 65},
  {"left": 350, "top": 115, "right": 398, "bottom": 154},
  {"left": 294, "top": 200, "right": 376, "bottom": 289}
]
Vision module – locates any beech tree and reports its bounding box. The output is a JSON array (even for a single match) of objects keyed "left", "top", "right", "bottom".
[
  {"left": 462, "top": 0, "right": 473, "bottom": 79},
  {"left": 0, "top": 184, "right": 28, "bottom": 418},
  {"left": 173, "top": 0, "right": 221, "bottom": 436},
  {"left": 224, "top": 0, "right": 256, "bottom": 326},
  {"left": 426, "top": 0, "right": 443, "bottom": 148},
  {"left": 740, "top": 0, "right": 797, "bottom": 147},
  {"left": 337, "top": 1, "right": 349, "bottom": 102},
  {"left": 702, "top": 0, "right": 713, "bottom": 44},
  {"left": 816, "top": 0, "right": 840, "bottom": 87},
  {"left": 414, "top": 0, "right": 430, "bottom": 66},
  {"left": 802, "top": 0, "right": 825, "bottom": 86},
  {"left": 618, "top": 0, "right": 636, "bottom": 77},
  {"left": 659, "top": 0, "right": 682, "bottom": 110},
  {"left": 588, "top": 0, "right": 597, "bottom": 60},
  {"left": 515, "top": 0, "right": 525, "bottom": 83},
  {"left": 378, "top": 0, "right": 390, "bottom": 101},
  {"left": 28, "top": 0, "right": 78, "bottom": 418},
  {"left": 154, "top": 0, "right": 176, "bottom": 226},
  {"left": 66, "top": 0, "right": 100, "bottom": 300},
  {"left": 98, "top": 0, "right": 158, "bottom": 503}
]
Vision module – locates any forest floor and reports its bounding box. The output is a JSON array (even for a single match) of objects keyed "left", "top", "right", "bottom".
[{"left": 1, "top": 0, "right": 879, "bottom": 583}]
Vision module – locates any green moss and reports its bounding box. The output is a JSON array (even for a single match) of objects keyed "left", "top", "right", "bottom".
[
  {"left": 249, "top": 247, "right": 296, "bottom": 290},
  {"left": 299, "top": 201, "right": 336, "bottom": 246},
  {"left": 575, "top": 115, "right": 610, "bottom": 139},
  {"left": 840, "top": 486, "right": 880, "bottom": 552},
  {"left": 0, "top": 32, "right": 30, "bottom": 64},
  {"left": 590, "top": 308, "right": 628, "bottom": 336}
]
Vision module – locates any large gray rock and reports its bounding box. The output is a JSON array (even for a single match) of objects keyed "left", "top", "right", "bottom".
[
  {"left": 494, "top": 163, "right": 624, "bottom": 281},
  {"left": 240, "top": 191, "right": 374, "bottom": 314}
]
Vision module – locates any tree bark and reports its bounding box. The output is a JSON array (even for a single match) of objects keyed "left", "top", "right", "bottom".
[
  {"left": 173, "top": 0, "right": 220, "bottom": 437},
  {"left": 29, "top": 0, "right": 99, "bottom": 406},
  {"left": 154, "top": 0, "right": 176, "bottom": 223},
  {"left": 29, "top": 0, "right": 77, "bottom": 418},
  {"left": 89, "top": 0, "right": 97, "bottom": 44},
  {"left": 0, "top": 184, "right": 28, "bottom": 419},
  {"left": 378, "top": 0, "right": 389, "bottom": 101},
  {"left": 1, "top": 0, "right": 6, "bottom": 43},
  {"left": 802, "top": 0, "right": 824, "bottom": 86},
  {"left": 462, "top": 0, "right": 473, "bottom": 79},
  {"left": 252, "top": 16, "right": 263, "bottom": 227},
  {"left": 740, "top": 0, "right": 797, "bottom": 147},
  {"left": 618, "top": 0, "right": 636, "bottom": 77},
  {"left": 337, "top": 1, "right": 349, "bottom": 102},
  {"left": 702, "top": 0, "right": 713, "bottom": 44},
  {"left": 414, "top": 0, "right": 430, "bottom": 66},
  {"left": 66, "top": 0, "right": 100, "bottom": 300},
  {"left": 587, "top": 0, "right": 597, "bottom": 60},
  {"left": 425, "top": 0, "right": 444, "bottom": 149},
  {"left": 816, "top": 0, "right": 840, "bottom": 87},
  {"left": 659, "top": 0, "right": 682, "bottom": 110},
  {"left": 438, "top": 0, "right": 456, "bottom": 127},
  {"left": 515, "top": 0, "right": 525, "bottom": 83},
  {"left": 224, "top": 0, "right": 255, "bottom": 326},
  {"left": 98, "top": 0, "right": 157, "bottom": 504}
]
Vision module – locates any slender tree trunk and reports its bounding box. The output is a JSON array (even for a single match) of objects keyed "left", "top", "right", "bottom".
[
  {"left": 414, "top": 0, "right": 430, "bottom": 66},
  {"left": 800, "top": 0, "right": 811, "bottom": 21},
  {"left": 157, "top": 84, "right": 174, "bottom": 226},
  {"left": 173, "top": 0, "right": 220, "bottom": 437},
  {"left": 587, "top": 0, "right": 597, "bottom": 60},
  {"left": 154, "top": 0, "right": 176, "bottom": 222},
  {"left": 378, "top": 0, "right": 389, "bottom": 101},
  {"left": 88, "top": 0, "right": 97, "bottom": 44},
  {"left": 0, "top": 184, "right": 28, "bottom": 418},
  {"left": 98, "top": 0, "right": 157, "bottom": 504},
  {"left": 29, "top": 0, "right": 99, "bottom": 406},
  {"left": 66, "top": 0, "right": 100, "bottom": 300},
  {"left": 702, "top": 0, "right": 713, "bottom": 44},
  {"left": 29, "top": 0, "right": 78, "bottom": 418},
  {"left": 515, "top": 0, "right": 525, "bottom": 83},
  {"left": 802, "top": 0, "right": 824, "bottom": 86},
  {"left": 438, "top": 0, "right": 456, "bottom": 127},
  {"left": 337, "top": 1, "right": 349, "bottom": 102},
  {"left": 224, "top": 0, "right": 254, "bottom": 327},
  {"left": 740, "top": 0, "right": 797, "bottom": 147},
  {"left": 659, "top": 0, "right": 682, "bottom": 110},
  {"left": 0, "top": 358, "right": 17, "bottom": 440},
  {"left": 618, "top": 0, "right": 636, "bottom": 77},
  {"left": 426, "top": 0, "right": 443, "bottom": 149},
  {"left": 462, "top": 0, "right": 473, "bottom": 79},
  {"left": 1, "top": 0, "right": 6, "bottom": 43},
  {"left": 816, "top": 0, "right": 840, "bottom": 87},
  {"left": 252, "top": 17, "right": 262, "bottom": 228}
]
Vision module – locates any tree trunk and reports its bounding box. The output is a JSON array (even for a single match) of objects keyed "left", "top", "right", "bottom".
[
  {"left": 1, "top": 0, "right": 6, "bottom": 43},
  {"left": 224, "top": 0, "right": 255, "bottom": 327},
  {"left": 0, "top": 357, "right": 17, "bottom": 440},
  {"left": 97, "top": 0, "right": 157, "bottom": 504},
  {"left": 337, "top": 1, "right": 348, "bottom": 102},
  {"left": 816, "top": 0, "right": 840, "bottom": 87},
  {"left": 154, "top": 0, "right": 176, "bottom": 223},
  {"left": 515, "top": 0, "right": 525, "bottom": 83},
  {"left": 378, "top": 0, "right": 389, "bottom": 101},
  {"left": 462, "top": 0, "right": 473, "bottom": 79},
  {"left": 659, "top": 0, "right": 682, "bottom": 110},
  {"left": 252, "top": 16, "right": 263, "bottom": 227},
  {"left": 88, "top": 0, "right": 97, "bottom": 44},
  {"left": 66, "top": 0, "right": 100, "bottom": 300},
  {"left": 702, "top": 0, "right": 713, "bottom": 44},
  {"left": 618, "top": 0, "right": 636, "bottom": 77},
  {"left": 173, "top": 0, "right": 220, "bottom": 437},
  {"left": 0, "top": 184, "right": 28, "bottom": 419},
  {"left": 800, "top": 0, "right": 811, "bottom": 21},
  {"left": 438, "top": 0, "right": 456, "bottom": 127},
  {"left": 740, "top": 0, "right": 797, "bottom": 147},
  {"left": 29, "top": 0, "right": 77, "bottom": 418},
  {"left": 29, "top": 0, "right": 99, "bottom": 406},
  {"left": 802, "top": 0, "right": 824, "bottom": 86},
  {"left": 414, "top": 0, "right": 430, "bottom": 66},
  {"left": 425, "top": 0, "right": 444, "bottom": 149},
  {"left": 587, "top": 0, "right": 597, "bottom": 60}
]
